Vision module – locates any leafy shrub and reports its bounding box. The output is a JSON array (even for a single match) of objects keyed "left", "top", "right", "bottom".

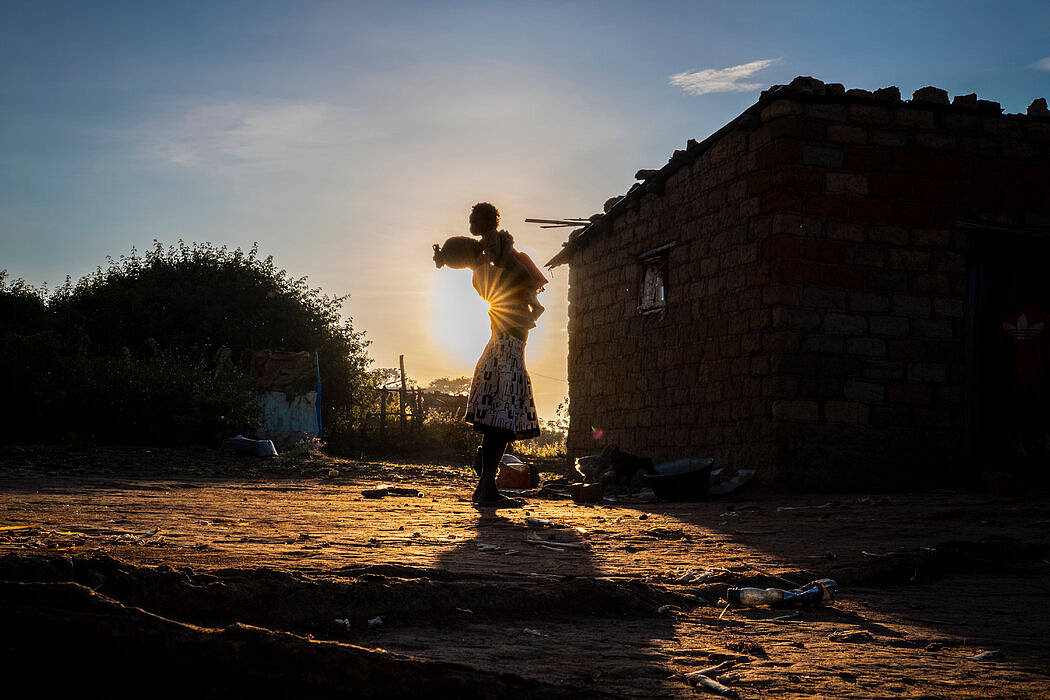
[
  {"left": 0, "top": 241, "right": 373, "bottom": 446},
  {"left": 423, "top": 409, "right": 481, "bottom": 459}
]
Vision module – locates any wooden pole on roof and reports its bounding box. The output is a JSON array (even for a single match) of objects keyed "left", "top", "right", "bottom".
[{"left": 524, "top": 217, "right": 592, "bottom": 228}]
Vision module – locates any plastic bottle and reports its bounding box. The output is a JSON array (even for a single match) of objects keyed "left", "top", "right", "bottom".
[
  {"left": 726, "top": 578, "right": 837, "bottom": 607},
  {"left": 727, "top": 587, "right": 785, "bottom": 606}
]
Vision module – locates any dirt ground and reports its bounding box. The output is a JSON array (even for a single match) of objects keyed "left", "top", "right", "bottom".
[{"left": 2, "top": 445, "right": 1049, "bottom": 698}]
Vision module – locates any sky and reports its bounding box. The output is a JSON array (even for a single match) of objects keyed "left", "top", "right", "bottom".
[{"left": 2, "top": 0, "right": 1049, "bottom": 420}]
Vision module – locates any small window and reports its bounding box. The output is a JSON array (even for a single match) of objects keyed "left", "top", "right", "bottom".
[
  {"left": 638, "top": 260, "right": 666, "bottom": 313},
  {"left": 637, "top": 241, "right": 675, "bottom": 315}
]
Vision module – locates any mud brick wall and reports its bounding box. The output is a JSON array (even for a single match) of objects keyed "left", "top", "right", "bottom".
[
  {"left": 566, "top": 127, "right": 778, "bottom": 474},
  {"left": 564, "top": 86, "right": 1050, "bottom": 488}
]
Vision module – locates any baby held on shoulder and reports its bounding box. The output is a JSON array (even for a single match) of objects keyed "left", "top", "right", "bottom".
[
  {"left": 432, "top": 233, "right": 546, "bottom": 328},
  {"left": 432, "top": 201, "right": 547, "bottom": 327}
]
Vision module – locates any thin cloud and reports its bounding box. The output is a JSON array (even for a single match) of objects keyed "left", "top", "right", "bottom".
[
  {"left": 669, "top": 58, "right": 781, "bottom": 95},
  {"left": 148, "top": 100, "right": 363, "bottom": 168},
  {"left": 1033, "top": 57, "right": 1050, "bottom": 71}
]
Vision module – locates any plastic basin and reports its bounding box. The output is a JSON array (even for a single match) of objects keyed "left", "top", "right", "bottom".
[{"left": 643, "top": 457, "right": 714, "bottom": 500}]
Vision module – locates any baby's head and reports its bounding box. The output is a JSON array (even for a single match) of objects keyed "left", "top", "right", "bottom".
[
  {"left": 433, "top": 236, "right": 483, "bottom": 269},
  {"left": 469, "top": 202, "right": 500, "bottom": 235}
]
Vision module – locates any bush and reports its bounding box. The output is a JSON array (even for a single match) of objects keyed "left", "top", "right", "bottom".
[
  {"left": 423, "top": 409, "right": 481, "bottom": 459},
  {"left": 0, "top": 242, "right": 373, "bottom": 446},
  {"left": 54, "top": 350, "right": 258, "bottom": 445}
]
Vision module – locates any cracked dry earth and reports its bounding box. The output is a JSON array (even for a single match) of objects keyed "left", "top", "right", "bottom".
[{"left": 2, "top": 447, "right": 1049, "bottom": 698}]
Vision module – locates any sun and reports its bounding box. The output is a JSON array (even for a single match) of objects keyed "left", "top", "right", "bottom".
[{"left": 430, "top": 269, "right": 492, "bottom": 366}]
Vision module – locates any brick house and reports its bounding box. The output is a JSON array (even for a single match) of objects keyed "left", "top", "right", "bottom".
[{"left": 547, "top": 77, "right": 1050, "bottom": 489}]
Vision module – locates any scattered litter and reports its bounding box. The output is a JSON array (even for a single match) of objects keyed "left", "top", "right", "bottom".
[
  {"left": 707, "top": 467, "right": 756, "bottom": 497},
  {"left": 689, "top": 673, "right": 736, "bottom": 695},
  {"left": 522, "top": 628, "right": 549, "bottom": 637},
  {"left": 456, "top": 608, "right": 473, "bottom": 614},
  {"left": 971, "top": 649, "right": 1003, "bottom": 662},
  {"left": 327, "top": 469, "right": 339, "bottom": 478},
  {"left": 367, "top": 616, "right": 384, "bottom": 628},
  {"left": 861, "top": 550, "right": 891, "bottom": 558},
  {"left": 772, "top": 612, "right": 799, "bottom": 621},
  {"left": 664, "top": 567, "right": 730, "bottom": 584},
  {"left": 727, "top": 579, "right": 837, "bottom": 607},
  {"left": 476, "top": 543, "right": 501, "bottom": 552},
  {"left": 525, "top": 517, "right": 563, "bottom": 528},
  {"left": 777, "top": 502, "right": 837, "bottom": 512},
  {"left": 333, "top": 618, "right": 350, "bottom": 629},
  {"left": 828, "top": 629, "right": 873, "bottom": 643},
  {"left": 361, "top": 485, "right": 424, "bottom": 499},
  {"left": 805, "top": 551, "right": 838, "bottom": 560},
  {"left": 524, "top": 536, "right": 588, "bottom": 550},
  {"left": 686, "top": 660, "right": 737, "bottom": 678},
  {"left": 656, "top": 605, "right": 680, "bottom": 615}
]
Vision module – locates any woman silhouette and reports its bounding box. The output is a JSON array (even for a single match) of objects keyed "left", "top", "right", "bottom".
[{"left": 437, "top": 202, "right": 543, "bottom": 507}]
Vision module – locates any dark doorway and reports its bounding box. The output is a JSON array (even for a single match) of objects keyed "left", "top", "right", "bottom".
[{"left": 967, "top": 227, "right": 1050, "bottom": 476}]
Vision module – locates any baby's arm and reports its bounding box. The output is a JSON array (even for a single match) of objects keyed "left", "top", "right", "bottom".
[{"left": 526, "top": 289, "right": 545, "bottom": 323}]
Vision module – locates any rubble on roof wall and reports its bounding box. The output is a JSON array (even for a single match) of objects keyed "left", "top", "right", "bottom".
[
  {"left": 757, "top": 76, "right": 1021, "bottom": 115},
  {"left": 912, "top": 86, "right": 949, "bottom": 105},
  {"left": 873, "top": 86, "right": 901, "bottom": 102},
  {"left": 548, "top": 74, "right": 1050, "bottom": 270}
]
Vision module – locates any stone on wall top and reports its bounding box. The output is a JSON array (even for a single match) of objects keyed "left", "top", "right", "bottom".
[{"left": 912, "top": 86, "right": 949, "bottom": 105}]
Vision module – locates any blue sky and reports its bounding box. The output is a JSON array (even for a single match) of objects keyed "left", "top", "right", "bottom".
[{"left": 2, "top": 0, "right": 1048, "bottom": 417}]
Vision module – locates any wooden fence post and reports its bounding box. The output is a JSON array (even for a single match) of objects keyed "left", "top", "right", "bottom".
[
  {"left": 399, "top": 355, "right": 408, "bottom": 432},
  {"left": 380, "top": 390, "right": 387, "bottom": 438}
]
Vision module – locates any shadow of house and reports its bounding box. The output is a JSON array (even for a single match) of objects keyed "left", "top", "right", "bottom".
[{"left": 547, "top": 76, "right": 1050, "bottom": 489}]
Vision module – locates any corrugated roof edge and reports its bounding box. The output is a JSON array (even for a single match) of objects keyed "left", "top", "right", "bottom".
[{"left": 545, "top": 76, "right": 1048, "bottom": 268}]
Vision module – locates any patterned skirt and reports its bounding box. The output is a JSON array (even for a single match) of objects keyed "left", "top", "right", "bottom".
[{"left": 465, "top": 332, "right": 541, "bottom": 440}]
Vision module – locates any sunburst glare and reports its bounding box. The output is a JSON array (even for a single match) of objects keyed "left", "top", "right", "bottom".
[{"left": 431, "top": 269, "right": 493, "bottom": 365}]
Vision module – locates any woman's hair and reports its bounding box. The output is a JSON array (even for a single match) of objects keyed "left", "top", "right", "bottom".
[{"left": 471, "top": 202, "right": 500, "bottom": 230}]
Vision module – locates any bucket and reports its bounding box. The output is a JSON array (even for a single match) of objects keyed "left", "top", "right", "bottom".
[
  {"left": 495, "top": 455, "right": 531, "bottom": 489},
  {"left": 643, "top": 457, "right": 713, "bottom": 500}
]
